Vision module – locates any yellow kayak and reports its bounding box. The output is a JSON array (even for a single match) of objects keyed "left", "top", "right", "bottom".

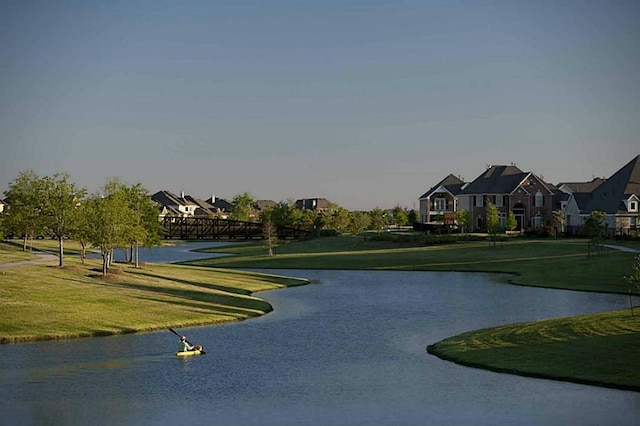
[
  {"left": 176, "top": 349, "right": 202, "bottom": 357},
  {"left": 175, "top": 344, "right": 204, "bottom": 356}
]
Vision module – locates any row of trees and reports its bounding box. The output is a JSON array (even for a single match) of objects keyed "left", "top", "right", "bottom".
[
  {"left": 0, "top": 171, "right": 162, "bottom": 275},
  {"left": 1, "top": 172, "right": 420, "bottom": 267}
]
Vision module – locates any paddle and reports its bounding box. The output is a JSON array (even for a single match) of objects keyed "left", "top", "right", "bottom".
[{"left": 169, "top": 328, "right": 206, "bottom": 354}]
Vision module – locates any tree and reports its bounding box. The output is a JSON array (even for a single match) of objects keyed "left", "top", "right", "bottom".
[
  {"left": 266, "top": 200, "right": 302, "bottom": 228},
  {"left": 455, "top": 210, "right": 471, "bottom": 234},
  {"left": 348, "top": 211, "right": 371, "bottom": 235},
  {"left": 485, "top": 201, "right": 501, "bottom": 247},
  {"left": 3, "top": 170, "right": 48, "bottom": 251},
  {"left": 391, "top": 205, "right": 408, "bottom": 227},
  {"left": 369, "top": 207, "right": 387, "bottom": 233},
  {"left": 407, "top": 209, "right": 418, "bottom": 225},
  {"left": 625, "top": 255, "right": 640, "bottom": 316},
  {"left": 259, "top": 209, "right": 278, "bottom": 256},
  {"left": 229, "top": 192, "right": 256, "bottom": 222},
  {"left": 123, "top": 183, "right": 162, "bottom": 268},
  {"left": 83, "top": 179, "right": 135, "bottom": 276},
  {"left": 583, "top": 210, "right": 607, "bottom": 259},
  {"left": 40, "top": 173, "right": 86, "bottom": 267},
  {"left": 552, "top": 209, "right": 566, "bottom": 238},
  {"left": 506, "top": 211, "right": 517, "bottom": 233},
  {"left": 326, "top": 207, "right": 350, "bottom": 233}
]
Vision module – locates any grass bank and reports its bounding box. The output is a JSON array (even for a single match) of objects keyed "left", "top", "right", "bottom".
[
  {"left": 187, "top": 236, "right": 638, "bottom": 295},
  {"left": 0, "top": 241, "right": 309, "bottom": 343},
  {"left": 427, "top": 309, "right": 640, "bottom": 391}
]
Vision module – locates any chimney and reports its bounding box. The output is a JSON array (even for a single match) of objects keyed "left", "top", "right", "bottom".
[
  {"left": 181, "top": 191, "right": 185, "bottom": 199},
  {"left": 211, "top": 194, "right": 216, "bottom": 203}
]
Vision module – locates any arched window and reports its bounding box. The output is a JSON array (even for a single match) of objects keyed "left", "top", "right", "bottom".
[{"left": 534, "top": 191, "right": 544, "bottom": 207}]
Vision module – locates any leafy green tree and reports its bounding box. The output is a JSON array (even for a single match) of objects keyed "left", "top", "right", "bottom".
[
  {"left": 407, "top": 209, "right": 417, "bottom": 225},
  {"left": 265, "top": 200, "right": 302, "bottom": 228},
  {"left": 624, "top": 255, "right": 640, "bottom": 316},
  {"left": 124, "top": 183, "right": 162, "bottom": 268},
  {"left": 348, "top": 211, "right": 371, "bottom": 235},
  {"left": 486, "top": 201, "right": 501, "bottom": 246},
  {"left": 326, "top": 207, "right": 350, "bottom": 233},
  {"left": 83, "top": 179, "right": 135, "bottom": 275},
  {"left": 40, "top": 173, "right": 86, "bottom": 267},
  {"left": 369, "top": 207, "right": 387, "bottom": 233},
  {"left": 583, "top": 210, "right": 607, "bottom": 259},
  {"left": 391, "top": 205, "right": 408, "bottom": 227},
  {"left": 300, "top": 209, "right": 325, "bottom": 236},
  {"left": 455, "top": 209, "right": 471, "bottom": 234},
  {"left": 230, "top": 192, "right": 256, "bottom": 222},
  {"left": 506, "top": 211, "right": 517, "bottom": 232},
  {"left": 3, "top": 170, "right": 48, "bottom": 251}
]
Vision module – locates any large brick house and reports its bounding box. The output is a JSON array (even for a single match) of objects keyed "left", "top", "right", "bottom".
[{"left": 457, "top": 164, "right": 555, "bottom": 231}]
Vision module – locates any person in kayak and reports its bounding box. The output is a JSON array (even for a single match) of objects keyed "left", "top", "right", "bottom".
[{"left": 179, "top": 335, "right": 195, "bottom": 352}]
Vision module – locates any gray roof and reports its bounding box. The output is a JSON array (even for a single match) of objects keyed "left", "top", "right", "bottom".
[
  {"left": 583, "top": 155, "right": 640, "bottom": 214},
  {"left": 419, "top": 174, "right": 466, "bottom": 199},
  {"left": 460, "top": 165, "right": 529, "bottom": 195},
  {"left": 151, "top": 190, "right": 196, "bottom": 207},
  {"left": 558, "top": 178, "right": 605, "bottom": 193}
]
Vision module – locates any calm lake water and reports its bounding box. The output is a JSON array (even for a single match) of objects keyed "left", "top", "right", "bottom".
[{"left": 1, "top": 244, "right": 639, "bottom": 426}]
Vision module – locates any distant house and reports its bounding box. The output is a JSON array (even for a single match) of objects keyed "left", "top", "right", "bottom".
[
  {"left": 418, "top": 174, "right": 467, "bottom": 224},
  {"left": 204, "top": 194, "right": 233, "bottom": 218},
  {"left": 295, "top": 198, "right": 332, "bottom": 211},
  {"left": 151, "top": 190, "right": 199, "bottom": 218},
  {"left": 565, "top": 155, "right": 640, "bottom": 233},
  {"left": 0, "top": 198, "right": 5, "bottom": 214},
  {"left": 458, "top": 164, "right": 555, "bottom": 231}
]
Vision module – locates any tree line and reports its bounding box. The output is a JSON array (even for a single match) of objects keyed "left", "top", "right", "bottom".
[{"left": 1, "top": 171, "right": 419, "bottom": 269}]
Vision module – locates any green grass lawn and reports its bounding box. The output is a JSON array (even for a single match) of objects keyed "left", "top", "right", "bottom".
[
  {"left": 188, "top": 236, "right": 638, "bottom": 295},
  {"left": 0, "top": 241, "right": 309, "bottom": 343}
]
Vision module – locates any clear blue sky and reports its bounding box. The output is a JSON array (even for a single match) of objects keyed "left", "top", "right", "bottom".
[{"left": 1, "top": 0, "right": 638, "bottom": 211}]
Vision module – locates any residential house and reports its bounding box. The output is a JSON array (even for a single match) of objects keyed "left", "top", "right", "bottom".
[
  {"left": 458, "top": 164, "right": 555, "bottom": 231},
  {"left": 295, "top": 198, "right": 332, "bottom": 211},
  {"left": 418, "top": 174, "right": 467, "bottom": 224},
  {"left": 0, "top": 199, "right": 5, "bottom": 214},
  {"left": 565, "top": 155, "right": 640, "bottom": 233},
  {"left": 151, "top": 190, "right": 199, "bottom": 218},
  {"left": 205, "top": 194, "right": 233, "bottom": 218}
]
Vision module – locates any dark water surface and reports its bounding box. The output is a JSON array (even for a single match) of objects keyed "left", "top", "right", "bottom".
[{"left": 1, "top": 245, "right": 639, "bottom": 425}]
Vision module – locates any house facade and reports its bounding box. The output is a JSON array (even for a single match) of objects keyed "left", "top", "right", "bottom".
[
  {"left": 418, "top": 174, "right": 466, "bottom": 224},
  {"left": 458, "top": 164, "right": 555, "bottom": 231},
  {"left": 295, "top": 198, "right": 332, "bottom": 211}
]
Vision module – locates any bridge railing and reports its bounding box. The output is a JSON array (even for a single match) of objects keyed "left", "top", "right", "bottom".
[{"left": 162, "top": 217, "right": 310, "bottom": 240}]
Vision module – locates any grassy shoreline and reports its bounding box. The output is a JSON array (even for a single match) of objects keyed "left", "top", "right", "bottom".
[{"left": 2, "top": 235, "right": 639, "bottom": 391}]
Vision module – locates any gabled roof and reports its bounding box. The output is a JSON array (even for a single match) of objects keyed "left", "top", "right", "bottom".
[
  {"left": 151, "top": 190, "right": 197, "bottom": 207},
  {"left": 419, "top": 174, "right": 466, "bottom": 199},
  {"left": 558, "top": 178, "right": 605, "bottom": 194},
  {"left": 255, "top": 200, "right": 277, "bottom": 211},
  {"left": 460, "top": 165, "right": 529, "bottom": 195},
  {"left": 583, "top": 155, "right": 640, "bottom": 214},
  {"left": 206, "top": 196, "right": 233, "bottom": 211}
]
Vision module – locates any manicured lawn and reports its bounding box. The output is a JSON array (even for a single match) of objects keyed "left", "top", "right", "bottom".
[
  {"left": 428, "top": 309, "right": 640, "bottom": 391},
  {"left": 188, "top": 236, "right": 638, "bottom": 295},
  {"left": 0, "top": 242, "right": 309, "bottom": 343}
]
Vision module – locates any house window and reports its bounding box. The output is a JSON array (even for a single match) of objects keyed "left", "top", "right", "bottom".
[
  {"left": 499, "top": 212, "right": 507, "bottom": 227},
  {"left": 531, "top": 214, "right": 543, "bottom": 228},
  {"left": 534, "top": 191, "right": 544, "bottom": 207},
  {"left": 433, "top": 197, "right": 447, "bottom": 211},
  {"left": 495, "top": 195, "right": 504, "bottom": 208},
  {"left": 630, "top": 201, "right": 638, "bottom": 212},
  {"left": 475, "top": 195, "right": 483, "bottom": 207}
]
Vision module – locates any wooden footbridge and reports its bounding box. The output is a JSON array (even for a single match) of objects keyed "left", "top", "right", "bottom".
[{"left": 162, "top": 217, "right": 310, "bottom": 240}]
